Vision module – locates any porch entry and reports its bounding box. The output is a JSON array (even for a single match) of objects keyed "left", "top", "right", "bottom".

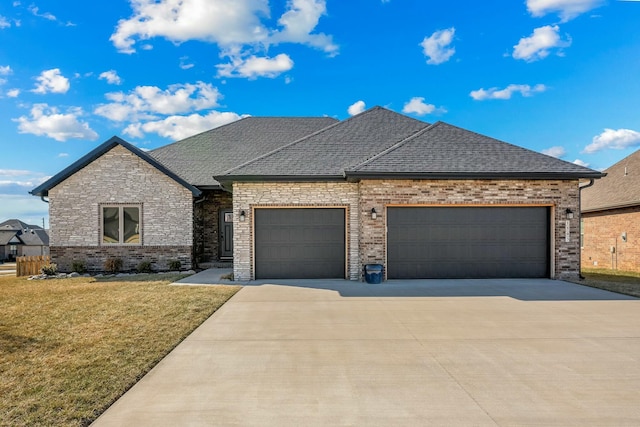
[{"left": 219, "top": 209, "right": 234, "bottom": 259}]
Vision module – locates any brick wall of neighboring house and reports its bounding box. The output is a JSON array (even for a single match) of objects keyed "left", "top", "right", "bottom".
[
  {"left": 359, "top": 179, "right": 581, "bottom": 281},
  {"left": 48, "top": 145, "right": 194, "bottom": 272},
  {"left": 232, "top": 181, "right": 360, "bottom": 281},
  {"left": 193, "top": 190, "right": 233, "bottom": 263},
  {"left": 581, "top": 206, "right": 640, "bottom": 272}
]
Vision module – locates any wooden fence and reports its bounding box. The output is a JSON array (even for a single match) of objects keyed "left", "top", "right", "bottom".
[{"left": 16, "top": 255, "right": 51, "bottom": 277}]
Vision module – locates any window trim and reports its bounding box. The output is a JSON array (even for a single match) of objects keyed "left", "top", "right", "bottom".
[{"left": 100, "top": 204, "right": 143, "bottom": 245}]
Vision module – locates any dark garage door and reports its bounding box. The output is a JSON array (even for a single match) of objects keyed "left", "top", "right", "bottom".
[
  {"left": 255, "top": 208, "right": 346, "bottom": 279},
  {"left": 387, "top": 207, "right": 549, "bottom": 279}
]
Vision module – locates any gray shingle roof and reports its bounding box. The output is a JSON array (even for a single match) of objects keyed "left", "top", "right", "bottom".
[
  {"left": 149, "top": 117, "right": 338, "bottom": 186},
  {"left": 581, "top": 149, "right": 640, "bottom": 212},
  {"left": 347, "top": 121, "right": 602, "bottom": 179},
  {"left": 219, "top": 107, "right": 429, "bottom": 180},
  {"left": 0, "top": 220, "right": 48, "bottom": 246}
]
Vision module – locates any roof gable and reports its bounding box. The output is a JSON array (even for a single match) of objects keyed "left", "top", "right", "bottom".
[
  {"left": 149, "top": 116, "right": 338, "bottom": 187},
  {"left": 30, "top": 136, "right": 202, "bottom": 197},
  {"left": 347, "top": 121, "right": 602, "bottom": 179},
  {"left": 582, "top": 149, "right": 640, "bottom": 212},
  {"left": 218, "top": 107, "right": 430, "bottom": 181}
]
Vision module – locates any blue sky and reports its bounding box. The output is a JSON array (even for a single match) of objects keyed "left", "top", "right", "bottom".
[{"left": 1, "top": 0, "right": 640, "bottom": 227}]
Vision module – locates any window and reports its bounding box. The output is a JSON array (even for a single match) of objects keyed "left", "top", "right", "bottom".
[{"left": 102, "top": 205, "right": 141, "bottom": 244}]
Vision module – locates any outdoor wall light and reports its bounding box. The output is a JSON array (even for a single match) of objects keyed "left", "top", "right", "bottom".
[
  {"left": 371, "top": 208, "right": 377, "bottom": 219},
  {"left": 622, "top": 232, "right": 627, "bottom": 242},
  {"left": 565, "top": 208, "right": 574, "bottom": 219},
  {"left": 239, "top": 210, "right": 246, "bottom": 222}
]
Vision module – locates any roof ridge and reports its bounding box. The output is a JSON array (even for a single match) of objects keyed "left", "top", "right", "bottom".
[
  {"left": 219, "top": 106, "right": 425, "bottom": 177},
  {"left": 348, "top": 121, "right": 437, "bottom": 171}
]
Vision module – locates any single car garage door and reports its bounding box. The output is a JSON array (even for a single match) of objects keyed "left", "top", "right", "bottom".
[
  {"left": 387, "top": 207, "right": 550, "bottom": 279},
  {"left": 255, "top": 208, "right": 346, "bottom": 279}
]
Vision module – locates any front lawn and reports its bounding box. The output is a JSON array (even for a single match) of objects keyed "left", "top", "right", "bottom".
[
  {"left": 0, "top": 274, "right": 240, "bottom": 426},
  {"left": 578, "top": 268, "right": 640, "bottom": 298}
]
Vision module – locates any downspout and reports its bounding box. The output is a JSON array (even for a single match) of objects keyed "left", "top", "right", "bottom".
[
  {"left": 40, "top": 196, "right": 49, "bottom": 203},
  {"left": 578, "top": 179, "right": 595, "bottom": 279}
]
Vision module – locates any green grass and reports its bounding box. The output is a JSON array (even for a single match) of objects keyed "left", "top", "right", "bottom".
[
  {"left": 0, "top": 274, "right": 240, "bottom": 426},
  {"left": 577, "top": 268, "right": 640, "bottom": 298}
]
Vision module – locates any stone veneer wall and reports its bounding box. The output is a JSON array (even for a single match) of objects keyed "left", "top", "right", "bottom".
[
  {"left": 193, "top": 190, "right": 233, "bottom": 263},
  {"left": 48, "top": 145, "right": 194, "bottom": 272},
  {"left": 581, "top": 206, "right": 640, "bottom": 272},
  {"left": 359, "top": 179, "right": 581, "bottom": 281},
  {"left": 232, "top": 181, "right": 360, "bottom": 281}
]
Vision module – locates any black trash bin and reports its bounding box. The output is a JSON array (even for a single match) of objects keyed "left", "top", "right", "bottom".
[{"left": 364, "top": 264, "right": 383, "bottom": 284}]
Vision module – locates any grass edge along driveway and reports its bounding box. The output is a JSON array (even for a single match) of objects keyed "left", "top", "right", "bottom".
[{"left": 0, "top": 274, "right": 239, "bottom": 427}]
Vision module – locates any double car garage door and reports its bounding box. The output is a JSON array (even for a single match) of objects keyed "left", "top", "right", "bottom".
[{"left": 254, "top": 207, "right": 549, "bottom": 280}]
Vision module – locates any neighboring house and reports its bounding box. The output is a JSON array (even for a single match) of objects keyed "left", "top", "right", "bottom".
[
  {"left": 31, "top": 107, "right": 602, "bottom": 280},
  {"left": 0, "top": 219, "right": 49, "bottom": 261},
  {"left": 581, "top": 149, "right": 640, "bottom": 272}
]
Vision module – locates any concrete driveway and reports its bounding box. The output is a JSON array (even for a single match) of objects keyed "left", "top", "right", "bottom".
[{"left": 93, "top": 278, "right": 640, "bottom": 426}]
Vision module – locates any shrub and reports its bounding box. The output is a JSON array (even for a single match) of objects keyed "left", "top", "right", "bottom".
[
  {"left": 104, "top": 257, "right": 123, "bottom": 274},
  {"left": 41, "top": 263, "right": 58, "bottom": 276},
  {"left": 71, "top": 260, "right": 87, "bottom": 274},
  {"left": 168, "top": 260, "right": 181, "bottom": 271},
  {"left": 136, "top": 261, "right": 153, "bottom": 274}
]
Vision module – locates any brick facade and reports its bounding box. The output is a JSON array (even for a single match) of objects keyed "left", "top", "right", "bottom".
[
  {"left": 232, "top": 182, "right": 360, "bottom": 281},
  {"left": 360, "top": 179, "right": 581, "bottom": 281},
  {"left": 48, "top": 145, "right": 195, "bottom": 272},
  {"left": 233, "top": 179, "right": 582, "bottom": 281},
  {"left": 581, "top": 206, "right": 640, "bottom": 272}
]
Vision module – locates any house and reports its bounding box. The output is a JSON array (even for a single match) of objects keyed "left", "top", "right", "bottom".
[
  {"left": 581, "top": 149, "right": 640, "bottom": 272},
  {"left": 31, "top": 107, "right": 602, "bottom": 280},
  {"left": 0, "top": 219, "right": 49, "bottom": 261}
]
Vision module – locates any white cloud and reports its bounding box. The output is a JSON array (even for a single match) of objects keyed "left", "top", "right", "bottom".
[
  {"left": 470, "top": 84, "right": 547, "bottom": 100},
  {"left": 583, "top": 128, "right": 640, "bottom": 153},
  {"left": 110, "top": 0, "right": 337, "bottom": 75},
  {"left": 57, "top": 153, "right": 69, "bottom": 157},
  {"left": 217, "top": 53, "right": 294, "bottom": 79},
  {"left": 6, "top": 89, "right": 20, "bottom": 97},
  {"left": 99, "top": 70, "right": 122, "bottom": 85},
  {"left": 269, "top": 0, "right": 338, "bottom": 55},
  {"left": 541, "top": 146, "right": 566, "bottom": 158},
  {"left": 420, "top": 27, "right": 455, "bottom": 65},
  {"left": 0, "top": 65, "right": 11, "bottom": 75},
  {"left": 573, "top": 159, "right": 589, "bottom": 167},
  {"left": 28, "top": 5, "right": 56, "bottom": 21},
  {"left": 32, "top": 68, "right": 70, "bottom": 94},
  {"left": 13, "top": 104, "right": 98, "bottom": 142},
  {"left": 94, "top": 81, "right": 222, "bottom": 121},
  {"left": 110, "top": 0, "right": 271, "bottom": 53},
  {"left": 526, "top": 0, "right": 604, "bottom": 22},
  {"left": 179, "top": 56, "right": 194, "bottom": 70},
  {"left": 513, "top": 25, "right": 571, "bottom": 62},
  {"left": 347, "top": 100, "right": 366, "bottom": 116},
  {"left": 402, "top": 97, "right": 446, "bottom": 116},
  {"left": 123, "top": 110, "right": 247, "bottom": 140},
  {"left": 0, "top": 15, "right": 10, "bottom": 29}
]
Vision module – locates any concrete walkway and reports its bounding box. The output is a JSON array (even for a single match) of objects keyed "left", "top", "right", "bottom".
[{"left": 93, "top": 277, "right": 640, "bottom": 426}]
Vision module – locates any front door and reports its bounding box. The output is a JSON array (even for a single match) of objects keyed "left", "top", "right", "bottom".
[{"left": 219, "top": 209, "right": 233, "bottom": 260}]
